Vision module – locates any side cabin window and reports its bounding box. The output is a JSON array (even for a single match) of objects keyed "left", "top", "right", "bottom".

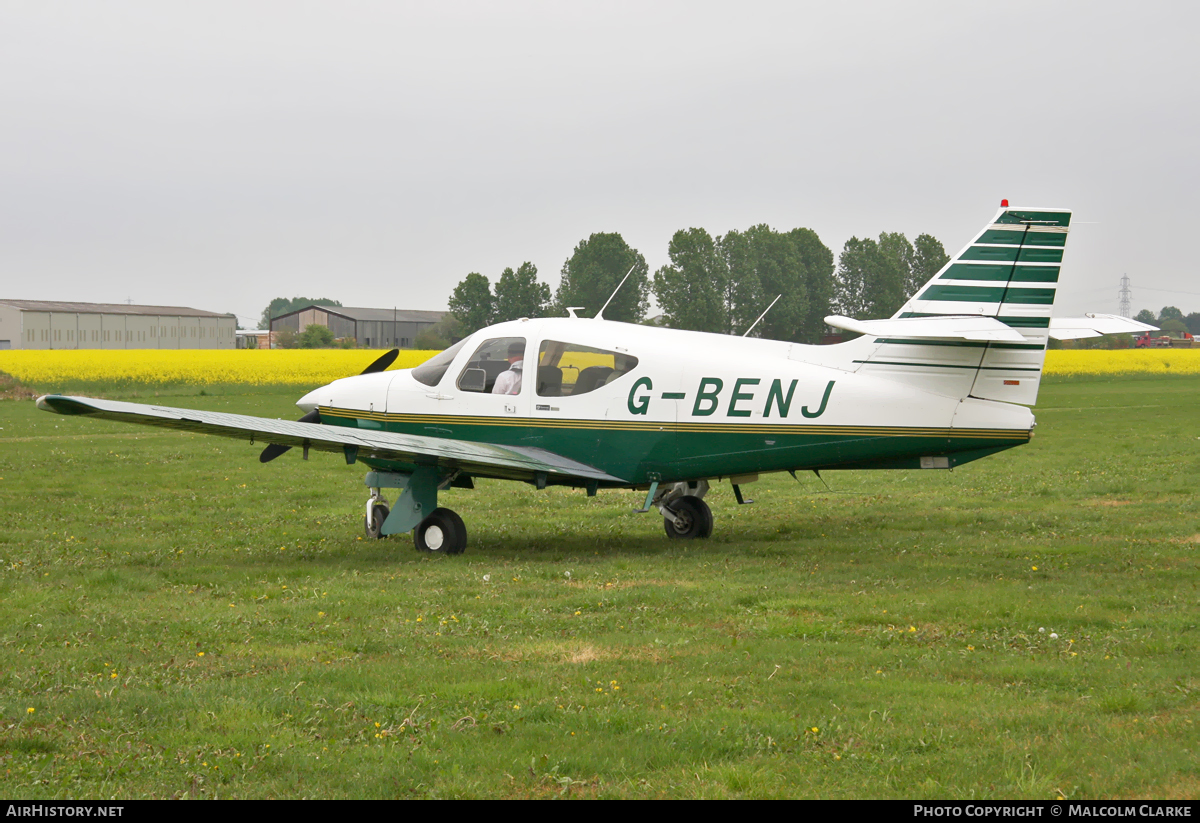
[
  {"left": 456, "top": 337, "right": 527, "bottom": 394},
  {"left": 536, "top": 340, "right": 638, "bottom": 397},
  {"left": 411, "top": 337, "right": 470, "bottom": 387}
]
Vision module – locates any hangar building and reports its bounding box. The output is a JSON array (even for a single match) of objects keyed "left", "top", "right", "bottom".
[
  {"left": 269, "top": 305, "right": 445, "bottom": 348},
  {"left": 0, "top": 299, "right": 237, "bottom": 350}
]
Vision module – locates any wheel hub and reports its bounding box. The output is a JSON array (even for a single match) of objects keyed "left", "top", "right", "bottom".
[{"left": 425, "top": 524, "right": 445, "bottom": 551}]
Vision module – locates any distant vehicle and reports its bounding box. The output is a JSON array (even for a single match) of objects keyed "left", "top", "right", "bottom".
[
  {"left": 38, "top": 202, "right": 1155, "bottom": 555},
  {"left": 1134, "top": 332, "right": 1176, "bottom": 348}
]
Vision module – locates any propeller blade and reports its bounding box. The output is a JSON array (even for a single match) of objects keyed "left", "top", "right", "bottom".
[
  {"left": 260, "top": 350, "right": 396, "bottom": 463},
  {"left": 361, "top": 349, "right": 400, "bottom": 375},
  {"left": 259, "top": 408, "right": 321, "bottom": 463}
]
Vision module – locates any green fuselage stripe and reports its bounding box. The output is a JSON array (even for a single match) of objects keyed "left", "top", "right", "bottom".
[{"left": 318, "top": 407, "right": 1030, "bottom": 485}]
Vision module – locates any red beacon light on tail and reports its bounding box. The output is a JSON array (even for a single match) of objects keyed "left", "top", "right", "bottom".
[{"left": 1001, "top": 199, "right": 1009, "bottom": 207}]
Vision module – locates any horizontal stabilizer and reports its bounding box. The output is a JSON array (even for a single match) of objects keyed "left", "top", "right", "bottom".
[
  {"left": 1048, "top": 314, "right": 1159, "bottom": 340},
  {"left": 825, "top": 314, "right": 1028, "bottom": 342}
]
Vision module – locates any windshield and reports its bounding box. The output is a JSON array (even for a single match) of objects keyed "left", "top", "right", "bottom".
[{"left": 411, "top": 337, "right": 470, "bottom": 387}]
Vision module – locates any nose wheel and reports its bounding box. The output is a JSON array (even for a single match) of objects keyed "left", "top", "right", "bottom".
[{"left": 365, "top": 496, "right": 390, "bottom": 540}]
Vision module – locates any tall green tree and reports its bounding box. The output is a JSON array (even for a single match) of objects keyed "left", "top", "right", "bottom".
[
  {"left": 910, "top": 234, "right": 950, "bottom": 297},
  {"left": 493, "top": 262, "right": 551, "bottom": 323},
  {"left": 835, "top": 237, "right": 906, "bottom": 319},
  {"left": 878, "top": 232, "right": 916, "bottom": 299},
  {"left": 787, "top": 227, "right": 836, "bottom": 343},
  {"left": 652, "top": 228, "right": 726, "bottom": 332},
  {"left": 555, "top": 233, "right": 649, "bottom": 322},
  {"left": 1134, "top": 309, "right": 1158, "bottom": 325},
  {"left": 715, "top": 229, "right": 765, "bottom": 336},
  {"left": 447, "top": 272, "right": 495, "bottom": 334},
  {"left": 259, "top": 296, "right": 342, "bottom": 330},
  {"left": 836, "top": 231, "right": 938, "bottom": 320},
  {"left": 741, "top": 225, "right": 810, "bottom": 343},
  {"left": 1158, "top": 306, "right": 1184, "bottom": 324}
]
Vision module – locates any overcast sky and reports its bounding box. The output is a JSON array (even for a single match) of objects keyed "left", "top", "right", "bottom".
[{"left": 2, "top": 1, "right": 1196, "bottom": 327}]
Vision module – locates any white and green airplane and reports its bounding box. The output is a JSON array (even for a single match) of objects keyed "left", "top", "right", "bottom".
[{"left": 37, "top": 202, "right": 1154, "bottom": 555}]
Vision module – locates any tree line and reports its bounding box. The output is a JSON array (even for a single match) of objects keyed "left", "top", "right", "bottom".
[
  {"left": 446, "top": 225, "right": 949, "bottom": 343},
  {"left": 1134, "top": 306, "right": 1200, "bottom": 336}
]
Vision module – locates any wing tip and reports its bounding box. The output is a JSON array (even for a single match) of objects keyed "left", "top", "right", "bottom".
[{"left": 36, "top": 395, "right": 95, "bottom": 415}]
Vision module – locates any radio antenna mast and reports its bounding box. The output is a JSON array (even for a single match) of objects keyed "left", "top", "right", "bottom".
[
  {"left": 595, "top": 264, "right": 637, "bottom": 320},
  {"left": 742, "top": 294, "right": 782, "bottom": 337}
]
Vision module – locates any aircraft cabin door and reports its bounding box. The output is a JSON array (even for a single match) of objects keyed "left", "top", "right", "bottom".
[{"left": 443, "top": 335, "right": 532, "bottom": 447}]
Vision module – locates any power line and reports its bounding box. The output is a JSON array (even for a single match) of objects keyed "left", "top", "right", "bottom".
[{"left": 1136, "top": 286, "right": 1200, "bottom": 298}]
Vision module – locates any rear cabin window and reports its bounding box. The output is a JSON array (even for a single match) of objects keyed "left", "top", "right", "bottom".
[
  {"left": 456, "top": 337, "right": 527, "bottom": 394},
  {"left": 536, "top": 340, "right": 638, "bottom": 397}
]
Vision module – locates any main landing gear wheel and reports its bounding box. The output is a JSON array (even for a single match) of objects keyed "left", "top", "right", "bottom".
[
  {"left": 415, "top": 507, "right": 467, "bottom": 555},
  {"left": 365, "top": 502, "right": 390, "bottom": 540},
  {"left": 663, "top": 495, "right": 713, "bottom": 540}
]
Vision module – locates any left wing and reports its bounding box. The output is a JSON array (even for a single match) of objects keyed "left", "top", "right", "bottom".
[{"left": 36, "top": 395, "right": 625, "bottom": 485}]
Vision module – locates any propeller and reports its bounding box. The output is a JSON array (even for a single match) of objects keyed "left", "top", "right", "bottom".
[{"left": 259, "top": 348, "right": 399, "bottom": 463}]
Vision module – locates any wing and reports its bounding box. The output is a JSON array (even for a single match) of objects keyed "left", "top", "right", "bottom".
[{"left": 36, "top": 395, "right": 625, "bottom": 485}]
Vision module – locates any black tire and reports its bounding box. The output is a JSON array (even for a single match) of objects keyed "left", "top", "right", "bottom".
[
  {"left": 365, "top": 502, "right": 390, "bottom": 539},
  {"left": 663, "top": 495, "right": 713, "bottom": 540},
  {"left": 414, "top": 507, "right": 468, "bottom": 555}
]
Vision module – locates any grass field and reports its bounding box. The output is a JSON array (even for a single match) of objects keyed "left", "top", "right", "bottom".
[{"left": 0, "top": 373, "right": 1196, "bottom": 798}]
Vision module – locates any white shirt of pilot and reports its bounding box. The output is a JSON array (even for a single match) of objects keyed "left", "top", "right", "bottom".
[{"left": 492, "top": 359, "right": 523, "bottom": 395}]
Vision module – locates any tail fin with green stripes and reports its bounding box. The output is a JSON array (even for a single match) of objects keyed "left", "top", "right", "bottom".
[{"left": 840, "top": 204, "right": 1070, "bottom": 406}]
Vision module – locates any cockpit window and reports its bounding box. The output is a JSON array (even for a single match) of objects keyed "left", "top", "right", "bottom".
[
  {"left": 457, "top": 337, "right": 527, "bottom": 394},
  {"left": 536, "top": 340, "right": 638, "bottom": 397},
  {"left": 411, "top": 337, "right": 470, "bottom": 387}
]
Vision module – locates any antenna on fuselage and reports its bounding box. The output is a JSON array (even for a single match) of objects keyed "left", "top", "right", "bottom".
[
  {"left": 595, "top": 264, "right": 638, "bottom": 320},
  {"left": 742, "top": 294, "right": 782, "bottom": 337}
]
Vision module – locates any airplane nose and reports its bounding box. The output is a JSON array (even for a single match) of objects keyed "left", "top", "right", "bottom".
[{"left": 296, "top": 386, "right": 326, "bottom": 414}]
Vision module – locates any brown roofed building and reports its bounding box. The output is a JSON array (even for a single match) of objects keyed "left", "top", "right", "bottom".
[{"left": 269, "top": 305, "right": 445, "bottom": 348}]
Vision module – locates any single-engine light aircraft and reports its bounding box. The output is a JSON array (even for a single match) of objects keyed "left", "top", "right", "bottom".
[{"left": 38, "top": 202, "right": 1154, "bottom": 554}]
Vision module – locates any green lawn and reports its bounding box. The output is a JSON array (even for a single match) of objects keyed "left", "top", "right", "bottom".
[{"left": 0, "top": 377, "right": 1196, "bottom": 798}]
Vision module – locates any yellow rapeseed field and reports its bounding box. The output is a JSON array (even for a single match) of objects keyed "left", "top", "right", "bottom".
[
  {"left": 1, "top": 347, "right": 1197, "bottom": 390},
  {"left": 0, "top": 349, "right": 440, "bottom": 389},
  {"left": 1043, "top": 348, "right": 1200, "bottom": 376}
]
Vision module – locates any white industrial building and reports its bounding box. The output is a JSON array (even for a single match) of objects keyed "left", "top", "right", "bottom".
[{"left": 0, "top": 300, "right": 237, "bottom": 350}]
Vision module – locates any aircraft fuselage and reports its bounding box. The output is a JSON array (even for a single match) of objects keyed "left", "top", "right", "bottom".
[{"left": 298, "top": 317, "right": 1034, "bottom": 487}]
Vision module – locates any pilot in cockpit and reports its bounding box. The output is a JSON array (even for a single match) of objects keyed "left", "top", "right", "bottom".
[{"left": 491, "top": 341, "right": 525, "bottom": 395}]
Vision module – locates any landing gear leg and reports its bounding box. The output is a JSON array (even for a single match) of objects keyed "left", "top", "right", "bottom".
[{"left": 362, "top": 468, "right": 469, "bottom": 555}]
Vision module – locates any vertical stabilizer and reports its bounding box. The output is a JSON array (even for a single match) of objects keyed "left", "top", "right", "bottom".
[{"left": 855, "top": 204, "right": 1070, "bottom": 405}]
